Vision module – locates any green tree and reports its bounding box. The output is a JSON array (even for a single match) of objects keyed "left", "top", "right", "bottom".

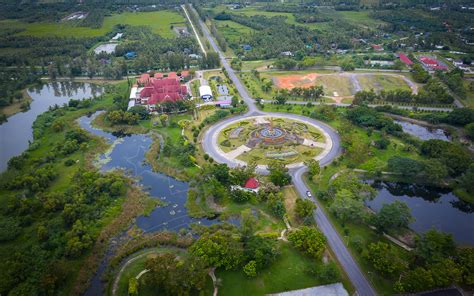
[
  {"left": 372, "top": 201, "right": 413, "bottom": 233},
  {"left": 268, "top": 161, "right": 291, "bottom": 186},
  {"left": 0, "top": 217, "right": 21, "bottom": 242},
  {"left": 267, "top": 192, "right": 286, "bottom": 218},
  {"left": 190, "top": 230, "right": 243, "bottom": 270},
  {"left": 145, "top": 253, "right": 208, "bottom": 295},
  {"left": 365, "top": 242, "right": 406, "bottom": 276},
  {"left": 159, "top": 114, "right": 168, "bottom": 127},
  {"left": 294, "top": 198, "right": 316, "bottom": 220},
  {"left": 288, "top": 226, "right": 326, "bottom": 259},
  {"left": 305, "top": 159, "right": 320, "bottom": 180},
  {"left": 415, "top": 229, "right": 456, "bottom": 264},
  {"left": 241, "top": 209, "right": 257, "bottom": 238},
  {"left": 243, "top": 260, "right": 257, "bottom": 277},
  {"left": 329, "top": 190, "right": 365, "bottom": 223}
]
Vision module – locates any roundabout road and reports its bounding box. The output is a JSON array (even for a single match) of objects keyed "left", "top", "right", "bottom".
[
  {"left": 202, "top": 112, "right": 341, "bottom": 174},
  {"left": 188, "top": 5, "right": 377, "bottom": 295}
]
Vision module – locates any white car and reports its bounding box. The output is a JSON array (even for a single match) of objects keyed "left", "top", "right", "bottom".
[{"left": 306, "top": 191, "right": 312, "bottom": 198}]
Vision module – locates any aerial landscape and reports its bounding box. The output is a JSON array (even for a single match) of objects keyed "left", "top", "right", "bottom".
[{"left": 0, "top": 0, "right": 473, "bottom": 295}]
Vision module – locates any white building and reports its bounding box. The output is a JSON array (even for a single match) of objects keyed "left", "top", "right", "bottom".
[{"left": 199, "top": 85, "right": 213, "bottom": 100}]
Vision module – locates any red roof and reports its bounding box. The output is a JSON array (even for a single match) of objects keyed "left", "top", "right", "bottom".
[
  {"left": 371, "top": 44, "right": 383, "bottom": 50},
  {"left": 180, "top": 70, "right": 190, "bottom": 77},
  {"left": 168, "top": 72, "right": 178, "bottom": 78},
  {"left": 154, "top": 73, "right": 163, "bottom": 79},
  {"left": 398, "top": 53, "right": 413, "bottom": 65},
  {"left": 138, "top": 77, "right": 188, "bottom": 105},
  {"left": 138, "top": 74, "right": 150, "bottom": 85},
  {"left": 244, "top": 178, "right": 259, "bottom": 189},
  {"left": 420, "top": 57, "right": 439, "bottom": 65}
]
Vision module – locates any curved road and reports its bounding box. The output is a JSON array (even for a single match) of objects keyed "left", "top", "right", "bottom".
[{"left": 186, "top": 5, "right": 377, "bottom": 296}]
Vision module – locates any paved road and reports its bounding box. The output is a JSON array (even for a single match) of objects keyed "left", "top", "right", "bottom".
[
  {"left": 186, "top": 5, "right": 377, "bottom": 295},
  {"left": 277, "top": 100, "right": 454, "bottom": 112}
]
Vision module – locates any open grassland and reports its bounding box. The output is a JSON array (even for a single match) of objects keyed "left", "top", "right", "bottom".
[
  {"left": 0, "top": 10, "right": 185, "bottom": 38},
  {"left": 357, "top": 74, "right": 412, "bottom": 93}
]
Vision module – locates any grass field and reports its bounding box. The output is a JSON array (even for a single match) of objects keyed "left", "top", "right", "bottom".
[
  {"left": 212, "top": 242, "right": 344, "bottom": 296},
  {"left": 357, "top": 74, "right": 412, "bottom": 93},
  {"left": 0, "top": 10, "right": 185, "bottom": 38}
]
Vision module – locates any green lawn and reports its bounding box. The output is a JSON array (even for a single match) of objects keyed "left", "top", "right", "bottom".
[
  {"left": 0, "top": 10, "right": 185, "bottom": 38},
  {"left": 211, "top": 242, "right": 344, "bottom": 296}
]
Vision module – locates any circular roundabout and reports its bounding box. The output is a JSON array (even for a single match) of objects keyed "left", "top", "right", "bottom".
[{"left": 203, "top": 113, "right": 340, "bottom": 172}]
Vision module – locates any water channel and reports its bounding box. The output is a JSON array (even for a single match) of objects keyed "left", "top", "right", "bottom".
[
  {"left": 0, "top": 81, "right": 103, "bottom": 172},
  {"left": 366, "top": 181, "right": 474, "bottom": 245}
]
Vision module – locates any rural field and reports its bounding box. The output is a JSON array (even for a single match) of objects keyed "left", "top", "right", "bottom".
[
  {"left": 263, "top": 71, "right": 414, "bottom": 98},
  {"left": 206, "top": 4, "right": 386, "bottom": 33},
  {"left": 0, "top": 10, "right": 186, "bottom": 38}
]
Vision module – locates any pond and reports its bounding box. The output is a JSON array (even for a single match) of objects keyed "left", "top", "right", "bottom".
[
  {"left": 365, "top": 181, "right": 474, "bottom": 245},
  {"left": 0, "top": 81, "right": 103, "bottom": 172},
  {"left": 395, "top": 120, "right": 449, "bottom": 141},
  {"left": 78, "top": 112, "right": 231, "bottom": 233}
]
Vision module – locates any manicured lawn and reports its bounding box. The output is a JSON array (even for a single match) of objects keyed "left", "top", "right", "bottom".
[
  {"left": 0, "top": 10, "right": 185, "bottom": 38},
  {"left": 212, "top": 242, "right": 342, "bottom": 296}
]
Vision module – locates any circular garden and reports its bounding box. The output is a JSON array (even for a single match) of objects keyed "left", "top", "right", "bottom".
[{"left": 217, "top": 116, "right": 331, "bottom": 167}]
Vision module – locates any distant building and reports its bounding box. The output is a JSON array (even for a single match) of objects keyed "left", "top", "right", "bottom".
[
  {"left": 280, "top": 51, "right": 294, "bottom": 57},
  {"left": 453, "top": 59, "right": 464, "bottom": 67},
  {"left": 242, "top": 44, "right": 252, "bottom": 51},
  {"left": 419, "top": 56, "right": 448, "bottom": 71},
  {"left": 371, "top": 44, "right": 384, "bottom": 51},
  {"left": 199, "top": 85, "right": 213, "bottom": 100},
  {"left": 398, "top": 53, "right": 413, "bottom": 65}
]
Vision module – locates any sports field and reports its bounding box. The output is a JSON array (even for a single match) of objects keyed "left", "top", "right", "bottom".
[{"left": 0, "top": 10, "right": 185, "bottom": 38}]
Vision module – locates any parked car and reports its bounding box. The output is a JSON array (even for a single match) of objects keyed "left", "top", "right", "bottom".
[{"left": 306, "top": 191, "right": 312, "bottom": 198}]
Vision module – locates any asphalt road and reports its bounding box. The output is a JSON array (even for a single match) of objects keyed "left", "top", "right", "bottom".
[{"left": 188, "top": 5, "right": 377, "bottom": 295}]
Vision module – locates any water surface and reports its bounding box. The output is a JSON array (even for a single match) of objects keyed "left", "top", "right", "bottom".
[
  {"left": 366, "top": 181, "right": 474, "bottom": 245},
  {"left": 0, "top": 81, "right": 103, "bottom": 172},
  {"left": 395, "top": 120, "right": 449, "bottom": 141}
]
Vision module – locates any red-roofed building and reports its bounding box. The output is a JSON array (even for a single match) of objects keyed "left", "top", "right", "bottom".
[
  {"left": 133, "top": 73, "right": 189, "bottom": 111},
  {"left": 167, "top": 72, "right": 178, "bottom": 79},
  {"left": 137, "top": 74, "right": 150, "bottom": 85},
  {"left": 398, "top": 53, "right": 413, "bottom": 66},
  {"left": 419, "top": 56, "right": 448, "bottom": 71},
  {"left": 371, "top": 44, "right": 384, "bottom": 51},
  {"left": 244, "top": 178, "right": 259, "bottom": 189}
]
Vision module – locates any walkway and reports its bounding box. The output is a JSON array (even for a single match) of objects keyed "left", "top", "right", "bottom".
[{"left": 185, "top": 5, "right": 377, "bottom": 295}]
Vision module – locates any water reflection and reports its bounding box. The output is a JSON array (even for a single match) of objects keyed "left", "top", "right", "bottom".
[
  {"left": 395, "top": 120, "right": 449, "bottom": 141},
  {"left": 366, "top": 181, "right": 474, "bottom": 245},
  {"left": 0, "top": 81, "right": 103, "bottom": 172}
]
